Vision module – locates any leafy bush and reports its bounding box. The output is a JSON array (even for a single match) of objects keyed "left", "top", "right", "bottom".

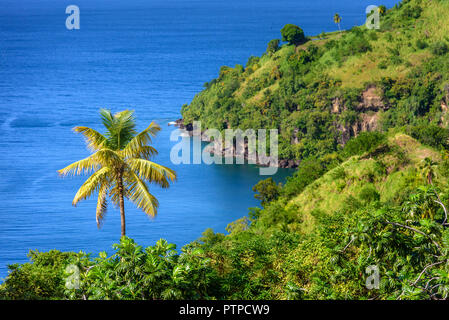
[
  {"left": 0, "top": 250, "right": 86, "bottom": 300},
  {"left": 415, "top": 39, "right": 428, "bottom": 49},
  {"left": 408, "top": 124, "right": 449, "bottom": 150},
  {"left": 401, "top": 4, "right": 422, "bottom": 19},
  {"left": 252, "top": 178, "right": 280, "bottom": 207},
  {"left": 281, "top": 155, "right": 340, "bottom": 198},
  {"left": 358, "top": 184, "right": 381, "bottom": 203},
  {"left": 431, "top": 41, "right": 449, "bottom": 56},
  {"left": 266, "top": 39, "right": 280, "bottom": 56},
  {"left": 342, "top": 132, "right": 387, "bottom": 158},
  {"left": 281, "top": 24, "right": 305, "bottom": 46}
]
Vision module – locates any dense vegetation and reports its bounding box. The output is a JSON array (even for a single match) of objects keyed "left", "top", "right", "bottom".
[{"left": 3, "top": 0, "right": 449, "bottom": 300}]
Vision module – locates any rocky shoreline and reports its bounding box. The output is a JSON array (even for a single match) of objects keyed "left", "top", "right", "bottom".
[{"left": 170, "top": 119, "right": 300, "bottom": 169}]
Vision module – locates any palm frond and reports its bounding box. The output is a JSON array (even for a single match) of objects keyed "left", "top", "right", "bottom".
[
  {"left": 72, "top": 167, "right": 110, "bottom": 206},
  {"left": 122, "top": 122, "right": 160, "bottom": 157},
  {"left": 100, "top": 109, "right": 137, "bottom": 150},
  {"left": 100, "top": 109, "right": 114, "bottom": 130},
  {"left": 122, "top": 145, "right": 158, "bottom": 160},
  {"left": 96, "top": 181, "right": 109, "bottom": 228},
  {"left": 94, "top": 148, "right": 124, "bottom": 168},
  {"left": 73, "top": 126, "right": 107, "bottom": 152},
  {"left": 58, "top": 154, "right": 100, "bottom": 177},
  {"left": 108, "top": 180, "right": 122, "bottom": 208},
  {"left": 126, "top": 158, "right": 176, "bottom": 188},
  {"left": 127, "top": 171, "right": 159, "bottom": 217}
]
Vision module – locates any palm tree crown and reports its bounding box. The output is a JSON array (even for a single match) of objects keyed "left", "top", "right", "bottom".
[
  {"left": 333, "top": 13, "right": 341, "bottom": 32},
  {"left": 58, "top": 109, "right": 176, "bottom": 237}
]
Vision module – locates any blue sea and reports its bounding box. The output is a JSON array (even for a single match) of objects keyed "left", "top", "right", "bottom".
[{"left": 0, "top": 0, "right": 399, "bottom": 278}]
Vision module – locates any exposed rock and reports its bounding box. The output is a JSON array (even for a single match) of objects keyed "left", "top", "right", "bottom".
[
  {"left": 357, "top": 85, "right": 388, "bottom": 111},
  {"left": 291, "top": 128, "right": 300, "bottom": 144},
  {"left": 440, "top": 102, "right": 449, "bottom": 128},
  {"left": 174, "top": 118, "right": 185, "bottom": 128},
  {"left": 334, "top": 85, "right": 387, "bottom": 145},
  {"left": 332, "top": 97, "right": 342, "bottom": 113},
  {"left": 336, "top": 123, "right": 352, "bottom": 145},
  {"left": 351, "top": 112, "right": 380, "bottom": 136}
]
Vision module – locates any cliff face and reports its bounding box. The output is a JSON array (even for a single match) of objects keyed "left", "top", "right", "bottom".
[
  {"left": 332, "top": 85, "right": 388, "bottom": 145},
  {"left": 440, "top": 86, "right": 449, "bottom": 128},
  {"left": 178, "top": 85, "right": 391, "bottom": 168}
]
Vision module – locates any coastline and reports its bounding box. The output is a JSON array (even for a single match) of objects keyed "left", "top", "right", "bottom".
[{"left": 171, "top": 118, "right": 300, "bottom": 169}]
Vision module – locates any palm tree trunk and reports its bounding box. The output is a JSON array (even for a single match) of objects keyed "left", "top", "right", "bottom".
[{"left": 117, "top": 170, "right": 126, "bottom": 237}]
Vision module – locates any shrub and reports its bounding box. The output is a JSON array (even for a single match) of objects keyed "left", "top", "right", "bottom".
[
  {"left": 431, "top": 41, "right": 449, "bottom": 56},
  {"left": 246, "top": 56, "right": 260, "bottom": 68},
  {"left": 342, "top": 132, "right": 386, "bottom": 158},
  {"left": 281, "top": 156, "right": 334, "bottom": 198},
  {"left": 378, "top": 60, "right": 388, "bottom": 69},
  {"left": 359, "top": 185, "right": 381, "bottom": 203},
  {"left": 0, "top": 250, "right": 85, "bottom": 300},
  {"left": 401, "top": 4, "right": 422, "bottom": 19},
  {"left": 281, "top": 24, "right": 305, "bottom": 46},
  {"left": 408, "top": 124, "right": 449, "bottom": 150},
  {"left": 266, "top": 39, "right": 280, "bottom": 56},
  {"left": 416, "top": 39, "right": 428, "bottom": 49},
  {"left": 252, "top": 178, "right": 280, "bottom": 207}
]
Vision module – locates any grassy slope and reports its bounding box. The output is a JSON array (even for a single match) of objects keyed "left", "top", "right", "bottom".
[
  {"left": 289, "top": 1, "right": 444, "bottom": 92},
  {"left": 182, "top": 0, "right": 449, "bottom": 123},
  {"left": 327, "top": 0, "right": 449, "bottom": 88},
  {"left": 284, "top": 133, "right": 442, "bottom": 234}
]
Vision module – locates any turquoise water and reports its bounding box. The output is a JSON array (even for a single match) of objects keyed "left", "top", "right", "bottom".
[{"left": 0, "top": 0, "right": 398, "bottom": 278}]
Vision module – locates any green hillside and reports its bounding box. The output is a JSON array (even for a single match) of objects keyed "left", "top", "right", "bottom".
[
  {"left": 286, "top": 133, "right": 442, "bottom": 233},
  {"left": 195, "top": 132, "right": 449, "bottom": 299},
  {"left": 181, "top": 0, "right": 449, "bottom": 162}
]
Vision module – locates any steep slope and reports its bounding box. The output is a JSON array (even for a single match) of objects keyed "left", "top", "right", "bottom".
[
  {"left": 284, "top": 133, "right": 442, "bottom": 234},
  {"left": 181, "top": 0, "right": 449, "bottom": 164},
  {"left": 206, "top": 132, "right": 449, "bottom": 299}
]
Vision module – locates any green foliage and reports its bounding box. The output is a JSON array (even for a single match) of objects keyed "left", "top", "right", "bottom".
[
  {"left": 252, "top": 178, "right": 280, "bottom": 207},
  {"left": 358, "top": 184, "right": 381, "bottom": 203},
  {"left": 281, "top": 154, "right": 340, "bottom": 198},
  {"left": 0, "top": 250, "right": 87, "bottom": 300},
  {"left": 342, "top": 132, "right": 386, "bottom": 157},
  {"left": 266, "top": 39, "right": 280, "bottom": 56},
  {"left": 431, "top": 41, "right": 449, "bottom": 56},
  {"left": 1, "top": 238, "right": 221, "bottom": 300},
  {"left": 408, "top": 124, "right": 449, "bottom": 150},
  {"left": 280, "top": 24, "right": 305, "bottom": 46},
  {"left": 401, "top": 2, "right": 422, "bottom": 19},
  {"left": 415, "top": 39, "right": 428, "bottom": 49}
]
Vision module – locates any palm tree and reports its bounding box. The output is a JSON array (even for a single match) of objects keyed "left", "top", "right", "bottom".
[
  {"left": 333, "top": 13, "right": 341, "bottom": 33},
  {"left": 419, "top": 157, "right": 437, "bottom": 185},
  {"left": 58, "top": 109, "right": 176, "bottom": 237}
]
